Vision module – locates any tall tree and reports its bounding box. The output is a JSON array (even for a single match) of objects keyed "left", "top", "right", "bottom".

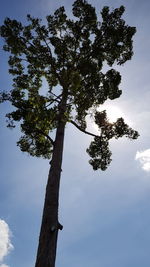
[{"left": 0, "top": 0, "right": 139, "bottom": 266}]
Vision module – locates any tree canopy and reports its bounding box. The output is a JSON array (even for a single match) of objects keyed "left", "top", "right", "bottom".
[{"left": 0, "top": 0, "right": 139, "bottom": 170}]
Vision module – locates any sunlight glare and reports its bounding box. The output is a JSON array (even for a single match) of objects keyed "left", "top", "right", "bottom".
[
  {"left": 98, "top": 105, "right": 125, "bottom": 123},
  {"left": 89, "top": 104, "right": 132, "bottom": 134}
]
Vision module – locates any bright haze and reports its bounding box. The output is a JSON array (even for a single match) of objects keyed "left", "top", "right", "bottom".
[{"left": 0, "top": 0, "right": 150, "bottom": 267}]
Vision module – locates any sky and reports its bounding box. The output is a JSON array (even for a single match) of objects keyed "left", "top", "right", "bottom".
[{"left": 0, "top": 0, "right": 150, "bottom": 266}]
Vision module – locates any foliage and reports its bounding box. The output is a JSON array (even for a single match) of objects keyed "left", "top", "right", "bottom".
[
  {"left": 0, "top": 0, "right": 139, "bottom": 170},
  {"left": 87, "top": 111, "right": 139, "bottom": 170}
]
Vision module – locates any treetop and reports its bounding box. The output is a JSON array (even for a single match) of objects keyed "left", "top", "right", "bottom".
[{"left": 0, "top": 0, "right": 139, "bottom": 170}]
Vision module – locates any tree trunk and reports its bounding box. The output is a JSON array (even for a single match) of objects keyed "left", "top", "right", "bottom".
[{"left": 35, "top": 94, "right": 67, "bottom": 267}]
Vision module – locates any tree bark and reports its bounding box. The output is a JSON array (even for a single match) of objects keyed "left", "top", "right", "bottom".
[{"left": 35, "top": 93, "right": 67, "bottom": 267}]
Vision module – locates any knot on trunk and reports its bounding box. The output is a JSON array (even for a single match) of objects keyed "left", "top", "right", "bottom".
[{"left": 50, "top": 222, "right": 63, "bottom": 232}]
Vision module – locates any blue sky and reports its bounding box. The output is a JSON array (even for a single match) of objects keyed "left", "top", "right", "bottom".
[{"left": 0, "top": 0, "right": 150, "bottom": 266}]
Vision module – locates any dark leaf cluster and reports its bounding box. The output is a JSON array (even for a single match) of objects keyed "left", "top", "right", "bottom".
[{"left": 87, "top": 111, "right": 139, "bottom": 170}]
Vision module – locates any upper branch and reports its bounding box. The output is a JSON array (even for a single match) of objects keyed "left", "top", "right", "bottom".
[
  {"left": 70, "top": 120, "right": 99, "bottom": 138},
  {"left": 38, "top": 29, "right": 63, "bottom": 85}
]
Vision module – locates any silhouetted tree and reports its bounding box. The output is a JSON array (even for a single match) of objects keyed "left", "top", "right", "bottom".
[{"left": 0, "top": 1, "right": 139, "bottom": 266}]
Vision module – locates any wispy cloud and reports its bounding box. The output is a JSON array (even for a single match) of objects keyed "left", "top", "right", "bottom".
[
  {"left": 135, "top": 149, "right": 150, "bottom": 172},
  {"left": 0, "top": 219, "right": 13, "bottom": 267}
]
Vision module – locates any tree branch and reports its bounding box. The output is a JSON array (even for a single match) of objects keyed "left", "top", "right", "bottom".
[
  {"left": 50, "top": 92, "right": 62, "bottom": 101},
  {"left": 38, "top": 30, "right": 63, "bottom": 86},
  {"left": 34, "top": 128, "right": 54, "bottom": 145},
  {"left": 7, "top": 101, "right": 55, "bottom": 145},
  {"left": 70, "top": 120, "right": 99, "bottom": 138}
]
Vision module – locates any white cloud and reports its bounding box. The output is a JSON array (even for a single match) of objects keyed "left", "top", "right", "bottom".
[
  {"left": 0, "top": 219, "right": 13, "bottom": 266},
  {"left": 135, "top": 149, "right": 150, "bottom": 172}
]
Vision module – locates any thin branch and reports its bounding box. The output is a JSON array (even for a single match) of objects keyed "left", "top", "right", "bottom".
[
  {"left": 45, "top": 101, "right": 56, "bottom": 108},
  {"left": 20, "top": 35, "right": 38, "bottom": 51},
  {"left": 45, "top": 93, "right": 62, "bottom": 107},
  {"left": 70, "top": 120, "right": 99, "bottom": 138},
  {"left": 38, "top": 31, "right": 63, "bottom": 85},
  {"left": 50, "top": 92, "right": 62, "bottom": 100},
  {"left": 45, "top": 100, "right": 59, "bottom": 107},
  {"left": 9, "top": 102, "right": 55, "bottom": 145},
  {"left": 34, "top": 128, "right": 54, "bottom": 145}
]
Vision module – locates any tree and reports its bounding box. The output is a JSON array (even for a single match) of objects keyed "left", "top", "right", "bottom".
[{"left": 0, "top": 0, "right": 139, "bottom": 266}]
